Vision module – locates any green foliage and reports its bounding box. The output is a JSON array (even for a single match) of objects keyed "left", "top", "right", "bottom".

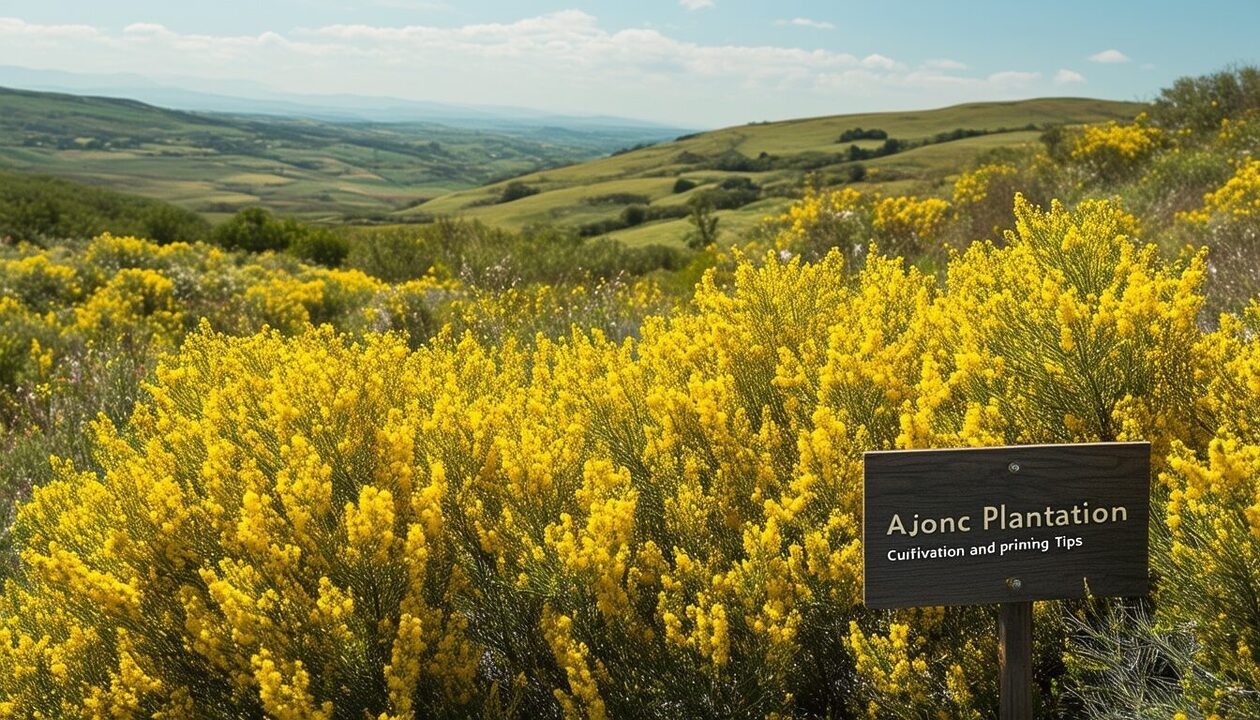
[
  {"left": 348, "top": 218, "right": 682, "bottom": 289},
  {"left": 289, "top": 228, "right": 351, "bottom": 268},
  {"left": 0, "top": 171, "right": 208, "bottom": 245},
  {"left": 583, "top": 192, "right": 652, "bottom": 205},
  {"left": 620, "top": 204, "right": 648, "bottom": 227},
  {"left": 577, "top": 204, "right": 692, "bottom": 238},
  {"left": 210, "top": 207, "right": 353, "bottom": 265},
  {"left": 1039, "top": 125, "right": 1075, "bottom": 163},
  {"left": 837, "top": 127, "right": 888, "bottom": 142},
  {"left": 1151, "top": 64, "right": 1260, "bottom": 133},
  {"left": 1060, "top": 601, "right": 1202, "bottom": 719},
  {"left": 685, "top": 195, "right": 720, "bottom": 249},
  {"left": 672, "top": 177, "right": 698, "bottom": 193},
  {"left": 211, "top": 207, "right": 302, "bottom": 252},
  {"left": 694, "top": 178, "right": 761, "bottom": 211},
  {"left": 498, "top": 181, "right": 541, "bottom": 204}
]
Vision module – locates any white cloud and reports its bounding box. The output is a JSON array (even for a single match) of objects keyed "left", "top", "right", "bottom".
[
  {"left": 368, "top": 0, "right": 450, "bottom": 10},
  {"left": 0, "top": 17, "right": 100, "bottom": 41},
  {"left": 0, "top": 14, "right": 1067, "bottom": 126},
  {"left": 987, "top": 70, "right": 1040, "bottom": 87},
  {"left": 923, "top": 58, "right": 967, "bottom": 71},
  {"left": 775, "top": 17, "right": 835, "bottom": 30},
  {"left": 860, "top": 53, "right": 900, "bottom": 71},
  {"left": 679, "top": 0, "right": 714, "bottom": 10},
  {"left": 1054, "top": 69, "right": 1086, "bottom": 85},
  {"left": 1088, "top": 48, "right": 1130, "bottom": 64}
]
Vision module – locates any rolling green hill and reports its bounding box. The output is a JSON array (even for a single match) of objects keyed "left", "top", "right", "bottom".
[
  {"left": 405, "top": 98, "right": 1145, "bottom": 247},
  {"left": 0, "top": 86, "right": 682, "bottom": 222}
]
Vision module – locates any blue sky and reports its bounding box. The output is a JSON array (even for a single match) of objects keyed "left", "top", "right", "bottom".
[{"left": 1, "top": 1, "right": 1256, "bottom": 126}]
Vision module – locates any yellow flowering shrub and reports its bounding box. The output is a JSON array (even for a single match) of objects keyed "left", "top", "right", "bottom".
[
  {"left": 1178, "top": 159, "right": 1260, "bottom": 225},
  {"left": 1216, "top": 112, "right": 1260, "bottom": 158},
  {"left": 3, "top": 328, "right": 482, "bottom": 718},
  {"left": 888, "top": 195, "right": 1206, "bottom": 464},
  {"left": 765, "top": 186, "right": 871, "bottom": 263},
  {"left": 0, "top": 254, "right": 82, "bottom": 312},
  {"left": 951, "top": 163, "right": 1028, "bottom": 242},
  {"left": 1159, "top": 433, "right": 1260, "bottom": 719},
  {"left": 0, "top": 195, "right": 1222, "bottom": 718},
  {"left": 1174, "top": 159, "right": 1260, "bottom": 311},
  {"left": 761, "top": 187, "right": 950, "bottom": 265},
  {"left": 1070, "top": 116, "right": 1167, "bottom": 180},
  {"left": 1154, "top": 311, "right": 1260, "bottom": 718},
  {"left": 870, "top": 195, "right": 951, "bottom": 255},
  {"left": 73, "top": 268, "right": 184, "bottom": 346},
  {"left": 953, "top": 164, "right": 1021, "bottom": 207}
]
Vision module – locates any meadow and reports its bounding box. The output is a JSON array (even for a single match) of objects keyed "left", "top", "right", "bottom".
[{"left": 0, "top": 67, "right": 1258, "bottom": 718}]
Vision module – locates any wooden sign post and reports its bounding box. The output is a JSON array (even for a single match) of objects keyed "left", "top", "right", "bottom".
[{"left": 863, "top": 442, "right": 1150, "bottom": 719}]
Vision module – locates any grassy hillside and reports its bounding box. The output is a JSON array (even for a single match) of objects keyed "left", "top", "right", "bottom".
[
  {"left": 0, "top": 87, "right": 681, "bottom": 221},
  {"left": 0, "top": 169, "right": 209, "bottom": 244},
  {"left": 406, "top": 98, "right": 1144, "bottom": 246}
]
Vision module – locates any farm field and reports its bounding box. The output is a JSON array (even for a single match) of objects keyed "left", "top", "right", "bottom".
[{"left": 0, "top": 86, "right": 685, "bottom": 221}]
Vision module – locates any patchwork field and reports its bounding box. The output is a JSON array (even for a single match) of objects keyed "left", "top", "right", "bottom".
[
  {"left": 0, "top": 86, "right": 684, "bottom": 221},
  {"left": 403, "top": 98, "right": 1142, "bottom": 245}
]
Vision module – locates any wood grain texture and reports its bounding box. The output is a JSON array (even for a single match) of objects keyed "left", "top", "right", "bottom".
[
  {"left": 1000, "top": 601, "right": 1033, "bottom": 720},
  {"left": 863, "top": 442, "right": 1150, "bottom": 608}
]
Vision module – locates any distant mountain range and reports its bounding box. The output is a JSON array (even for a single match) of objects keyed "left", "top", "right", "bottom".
[{"left": 0, "top": 65, "right": 693, "bottom": 133}]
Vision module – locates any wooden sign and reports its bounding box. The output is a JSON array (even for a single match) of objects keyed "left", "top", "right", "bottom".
[{"left": 863, "top": 442, "right": 1150, "bottom": 609}]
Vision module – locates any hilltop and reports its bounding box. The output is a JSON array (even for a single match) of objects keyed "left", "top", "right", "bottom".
[
  {"left": 0, "top": 86, "right": 685, "bottom": 222},
  {"left": 406, "top": 98, "right": 1143, "bottom": 246}
]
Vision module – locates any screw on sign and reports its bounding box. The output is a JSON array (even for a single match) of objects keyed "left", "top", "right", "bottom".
[{"left": 863, "top": 442, "right": 1150, "bottom": 720}]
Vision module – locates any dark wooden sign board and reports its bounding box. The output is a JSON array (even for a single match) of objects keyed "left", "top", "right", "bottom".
[{"left": 863, "top": 442, "right": 1150, "bottom": 719}]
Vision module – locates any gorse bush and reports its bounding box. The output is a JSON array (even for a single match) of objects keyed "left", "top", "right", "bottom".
[
  {"left": 0, "top": 231, "right": 669, "bottom": 529},
  {"left": 1068, "top": 116, "right": 1167, "bottom": 183},
  {"left": 759, "top": 187, "right": 951, "bottom": 266},
  {"left": 1175, "top": 158, "right": 1260, "bottom": 314},
  {"left": 1, "top": 195, "right": 1247, "bottom": 718},
  {"left": 1154, "top": 307, "right": 1260, "bottom": 718}
]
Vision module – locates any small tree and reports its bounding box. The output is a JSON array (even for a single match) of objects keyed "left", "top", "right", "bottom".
[
  {"left": 685, "top": 196, "right": 719, "bottom": 250},
  {"left": 211, "top": 207, "right": 296, "bottom": 252}
]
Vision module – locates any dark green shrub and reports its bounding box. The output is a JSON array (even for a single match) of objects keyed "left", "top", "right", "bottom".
[
  {"left": 498, "top": 181, "right": 541, "bottom": 203},
  {"left": 837, "top": 127, "right": 888, "bottom": 142},
  {"left": 211, "top": 207, "right": 299, "bottom": 252},
  {"left": 583, "top": 193, "right": 650, "bottom": 206},
  {"left": 289, "top": 228, "right": 351, "bottom": 267},
  {"left": 672, "top": 178, "right": 697, "bottom": 193},
  {"left": 621, "top": 205, "right": 648, "bottom": 227}
]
